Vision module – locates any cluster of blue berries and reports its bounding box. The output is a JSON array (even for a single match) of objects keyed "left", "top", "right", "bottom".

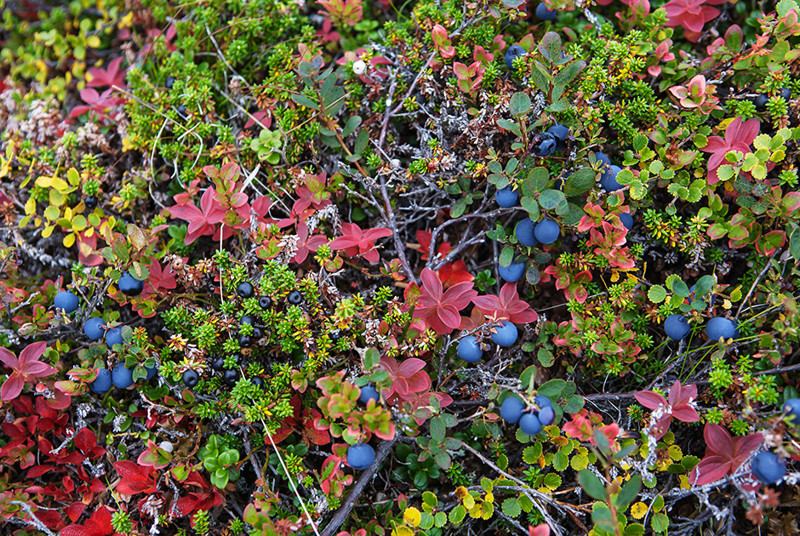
[
  {"left": 664, "top": 314, "right": 738, "bottom": 342},
  {"left": 457, "top": 321, "right": 519, "bottom": 363},
  {"left": 594, "top": 151, "right": 624, "bottom": 192},
  {"left": 55, "top": 271, "right": 151, "bottom": 394},
  {"left": 500, "top": 394, "right": 555, "bottom": 436},
  {"left": 345, "top": 384, "right": 383, "bottom": 471},
  {"left": 750, "top": 399, "right": 800, "bottom": 485}
]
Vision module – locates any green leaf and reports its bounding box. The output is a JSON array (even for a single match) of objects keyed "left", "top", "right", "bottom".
[
  {"left": 552, "top": 450, "right": 569, "bottom": 471},
  {"left": 520, "top": 196, "right": 540, "bottom": 220},
  {"left": 615, "top": 475, "right": 641, "bottom": 510},
  {"left": 353, "top": 129, "right": 369, "bottom": 156},
  {"left": 544, "top": 473, "right": 562, "bottom": 489},
  {"left": 539, "top": 189, "right": 565, "bottom": 210},
  {"left": 502, "top": 498, "right": 522, "bottom": 518},
  {"left": 633, "top": 134, "right": 648, "bottom": 152},
  {"left": 537, "top": 348, "right": 555, "bottom": 367},
  {"left": 538, "top": 31, "right": 562, "bottom": 62},
  {"left": 364, "top": 347, "right": 380, "bottom": 370},
  {"left": 451, "top": 197, "right": 468, "bottom": 218},
  {"left": 537, "top": 379, "right": 566, "bottom": 400},
  {"left": 497, "top": 119, "right": 522, "bottom": 137},
  {"left": 553, "top": 60, "right": 586, "bottom": 87},
  {"left": 672, "top": 279, "right": 690, "bottom": 298},
  {"left": 499, "top": 246, "right": 515, "bottom": 267},
  {"left": 434, "top": 512, "right": 447, "bottom": 528},
  {"left": 509, "top": 92, "right": 532, "bottom": 116},
  {"left": 523, "top": 443, "right": 542, "bottom": 464},
  {"left": 648, "top": 285, "right": 667, "bottom": 303},
  {"left": 694, "top": 275, "right": 715, "bottom": 297},
  {"left": 651, "top": 512, "right": 670, "bottom": 533},
  {"left": 578, "top": 469, "right": 607, "bottom": 501},
  {"left": 563, "top": 394, "right": 584, "bottom": 414},
  {"left": 290, "top": 93, "right": 319, "bottom": 110},
  {"left": 530, "top": 63, "right": 551, "bottom": 93},
  {"left": 430, "top": 417, "right": 446, "bottom": 443},
  {"left": 626, "top": 523, "right": 646, "bottom": 536},
  {"left": 564, "top": 168, "right": 596, "bottom": 196},
  {"left": 342, "top": 115, "right": 362, "bottom": 137}
]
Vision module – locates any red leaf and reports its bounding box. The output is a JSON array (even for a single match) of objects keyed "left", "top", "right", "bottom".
[{"left": 634, "top": 391, "right": 666, "bottom": 411}]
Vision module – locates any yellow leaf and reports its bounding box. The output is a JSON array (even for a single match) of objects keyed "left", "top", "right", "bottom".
[
  {"left": 51, "top": 176, "right": 69, "bottom": 192},
  {"left": 49, "top": 188, "right": 64, "bottom": 207},
  {"left": 42, "top": 225, "right": 54, "bottom": 238},
  {"left": 25, "top": 197, "right": 36, "bottom": 215},
  {"left": 403, "top": 507, "right": 421, "bottom": 528},
  {"left": 723, "top": 299, "right": 732, "bottom": 310},
  {"left": 72, "top": 215, "right": 87, "bottom": 231},
  {"left": 44, "top": 206, "right": 61, "bottom": 221},
  {"left": 79, "top": 241, "right": 94, "bottom": 258},
  {"left": 610, "top": 270, "right": 620, "bottom": 282},
  {"left": 63, "top": 233, "right": 76, "bottom": 248},
  {"left": 36, "top": 175, "right": 52, "bottom": 188},
  {"left": 392, "top": 527, "right": 414, "bottom": 536},
  {"left": 67, "top": 168, "right": 80, "bottom": 185},
  {"left": 484, "top": 492, "right": 494, "bottom": 504},
  {"left": 679, "top": 475, "right": 690, "bottom": 490},
  {"left": 86, "top": 35, "right": 101, "bottom": 48},
  {"left": 462, "top": 494, "right": 475, "bottom": 510},
  {"left": 668, "top": 445, "right": 682, "bottom": 461},
  {"left": 630, "top": 502, "right": 647, "bottom": 520},
  {"left": 454, "top": 486, "right": 468, "bottom": 499}
]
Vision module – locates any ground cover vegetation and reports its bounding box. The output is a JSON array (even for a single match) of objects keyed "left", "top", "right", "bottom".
[{"left": 1, "top": 0, "right": 800, "bottom": 535}]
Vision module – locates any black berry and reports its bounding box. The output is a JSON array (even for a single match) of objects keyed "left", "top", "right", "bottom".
[
  {"left": 288, "top": 290, "right": 302, "bottom": 304},
  {"left": 223, "top": 369, "right": 239, "bottom": 386},
  {"left": 251, "top": 377, "right": 264, "bottom": 388},
  {"left": 165, "top": 76, "right": 175, "bottom": 89},
  {"left": 239, "top": 334, "right": 252, "bottom": 347},
  {"left": 237, "top": 282, "right": 254, "bottom": 298},
  {"left": 182, "top": 369, "right": 199, "bottom": 388},
  {"left": 240, "top": 315, "right": 254, "bottom": 325},
  {"left": 85, "top": 195, "right": 97, "bottom": 209},
  {"left": 211, "top": 356, "right": 225, "bottom": 370},
  {"left": 259, "top": 296, "right": 272, "bottom": 309}
]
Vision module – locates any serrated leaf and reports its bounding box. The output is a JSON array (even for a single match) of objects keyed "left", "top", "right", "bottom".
[
  {"left": 648, "top": 285, "right": 667, "bottom": 303},
  {"left": 502, "top": 498, "right": 521, "bottom": 518}
]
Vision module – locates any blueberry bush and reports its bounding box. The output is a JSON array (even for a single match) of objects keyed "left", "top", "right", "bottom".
[{"left": 2, "top": 0, "right": 800, "bottom": 535}]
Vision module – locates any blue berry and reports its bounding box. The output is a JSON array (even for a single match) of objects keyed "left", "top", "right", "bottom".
[
  {"left": 105, "top": 326, "right": 124, "bottom": 348},
  {"left": 534, "top": 218, "right": 560, "bottom": 245},
  {"left": 237, "top": 282, "right": 254, "bottom": 298},
  {"left": 780, "top": 87, "right": 791, "bottom": 101},
  {"left": 500, "top": 396, "right": 525, "bottom": 424},
  {"left": 165, "top": 76, "right": 175, "bottom": 89},
  {"left": 54, "top": 291, "right": 79, "bottom": 313},
  {"left": 83, "top": 317, "right": 106, "bottom": 340},
  {"left": 458, "top": 336, "right": 483, "bottom": 363},
  {"left": 706, "top": 317, "right": 737, "bottom": 341},
  {"left": 783, "top": 398, "right": 800, "bottom": 426},
  {"left": 491, "top": 321, "right": 518, "bottom": 347},
  {"left": 538, "top": 406, "right": 555, "bottom": 426},
  {"left": 754, "top": 94, "right": 769, "bottom": 109},
  {"left": 223, "top": 369, "right": 239, "bottom": 386},
  {"left": 519, "top": 412, "right": 543, "bottom": 436},
  {"left": 183, "top": 369, "right": 199, "bottom": 387},
  {"left": 751, "top": 451, "right": 785, "bottom": 485},
  {"left": 495, "top": 186, "right": 519, "bottom": 208},
  {"left": 499, "top": 260, "right": 525, "bottom": 283},
  {"left": 531, "top": 132, "right": 557, "bottom": 157},
  {"left": 594, "top": 151, "right": 611, "bottom": 168},
  {"left": 504, "top": 44, "right": 527, "bottom": 70},
  {"left": 146, "top": 365, "right": 158, "bottom": 380},
  {"left": 534, "top": 395, "right": 553, "bottom": 410},
  {"left": 515, "top": 219, "right": 538, "bottom": 247},
  {"left": 91, "top": 369, "right": 112, "bottom": 394},
  {"left": 118, "top": 271, "right": 144, "bottom": 296},
  {"left": 547, "top": 124, "right": 569, "bottom": 150},
  {"left": 535, "top": 2, "right": 557, "bottom": 20},
  {"left": 111, "top": 363, "right": 134, "bottom": 389},
  {"left": 664, "top": 315, "right": 691, "bottom": 341},
  {"left": 619, "top": 212, "right": 634, "bottom": 230},
  {"left": 347, "top": 443, "right": 376, "bottom": 471},
  {"left": 600, "top": 165, "right": 623, "bottom": 192},
  {"left": 359, "top": 385, "right": 380, "bottom": 405},
  {"left": 288, "top": 290, "right": 303, "bottom": 304},
  {"left": 259, "top": 296, "right": 272, "bottom": 309}
]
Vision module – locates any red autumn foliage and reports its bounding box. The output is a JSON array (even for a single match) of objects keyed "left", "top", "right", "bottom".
[
  {"left": 413, "top": 267, "right": 477, "bottom": 334},
  {"left": 0, "top": 341, "right": 57, "bottom": 401},
  {"left": 472, "top": 282, "right": 538, "bottom": 324},
  {"left": 113, "top": 460, "right": 158, "bottom": 495},
  {"left": 329, "top": 222, "right": 393, "bottom": 264},
  {"left": 689, "top": 423, "right": 763, "bottom": 486},
  {"left": 635, "top": 380, "right": 701, "bottom": 440}
]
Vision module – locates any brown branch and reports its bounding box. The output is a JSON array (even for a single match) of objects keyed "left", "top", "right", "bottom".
[{"left": 319, "top": 435, "right": 398, "bottom": 536}]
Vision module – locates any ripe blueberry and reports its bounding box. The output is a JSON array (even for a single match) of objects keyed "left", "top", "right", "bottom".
[
  {"left": 547, "top": 124, "right": 569, "bottom": 150},
  {"left": 504, "top": 44, "right": 527, "bottom": 70},
  {"left": 237, "top": 282, "right": 254, "bottom": 298},
  {"left": 145, "top": 365, "right": 158, "bottom": 380},
  {"left": 211, "top": 356, "right": 225, "bottom": 370},
  {"left": 500, "top": 396, "right": 525, "bottom": 424},
  {"left": 495, "top": 186, "right": 519, "bottom": 208},
  {"left": 751, "top": 451, "right": 785, "bottom": 485},
  {"left": 84, "top": 195, "right": 97, "bottom": 209},
  {"left": 118, "top": 271, "right": 144, "bottom": 296},
  {"left": 534, "top": 218, "right": 560, "bottom": 245},
  {"left": 259, "top": 296, "right": 272, "bottom": 309},
  {"left": 182, "top": 369, "right": 199, "bottom": 388},
  {"left": 706, "top": 317, "right": 737, "bottom": 341},
  {"left": 664, "top": 315, "right": 691, "bottom": 341},
  {"left": 538, "top": 406, "right": 555, "bottom": 426},
  {"left": 105, "top": 326, "right": 124, "bottom": 348},
  {"left": 223, "top": 368, "right": 239, "bottom": 386},
  {"left": 619, "top": 212, "right": 634, "bottom": 230},
  {"left": 165, "top": 76, "right": 175, "bottom": 89},
  {"left": 111, "top": 363, "right": 134, "bottom": 389},
  {"left": 783, "top": 398, "right": 800, "bottom": 426},
  {"left": 535, "top": 2, "right": 557, "bottom": 21},
  {"left": 492, "top": 321, "right": 518, "bottom": 347},
  {"left": 457, "top": 336, "right": 483, "bottom": 363},
  {"left": 288, "top": 290, "right": 303, "bottom": 304},
  {"left": 359, "top": 385, "right": 380, "bottom": 405},
  {"left": 54, "top": 291, "right": 79, "bottom": 313},
  {"left": 754, "top": 94, "right": 769, "bottom": 110},
  {"left": 499, "top": 259, "right": 525, "bottom": 283},
  {"left": 519, "top": 412, "right": 543, "bottom": 436},
  {"left": 534, "top": 395, "right": 553, "bottom": 410},
  {"left": 91, "top": 368, "right": 112, "bottom": 394},
  {"left": 251, "top": 377, "right": 264, "bottom": 388},
  {"left": 600, "top": 165, "right": 623, "bottom": 192},
  {"left": 515, "top": 218, "right": 538, "bottom": 247},
  {"left": 83, "top": 317, "right": 106, "bottom": 340},
  {"left": 531, "top": 132, "right": 557, "bottom": 157},
  {"left": 347, "top": 443, "right": 376, "bottom": 471}
]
